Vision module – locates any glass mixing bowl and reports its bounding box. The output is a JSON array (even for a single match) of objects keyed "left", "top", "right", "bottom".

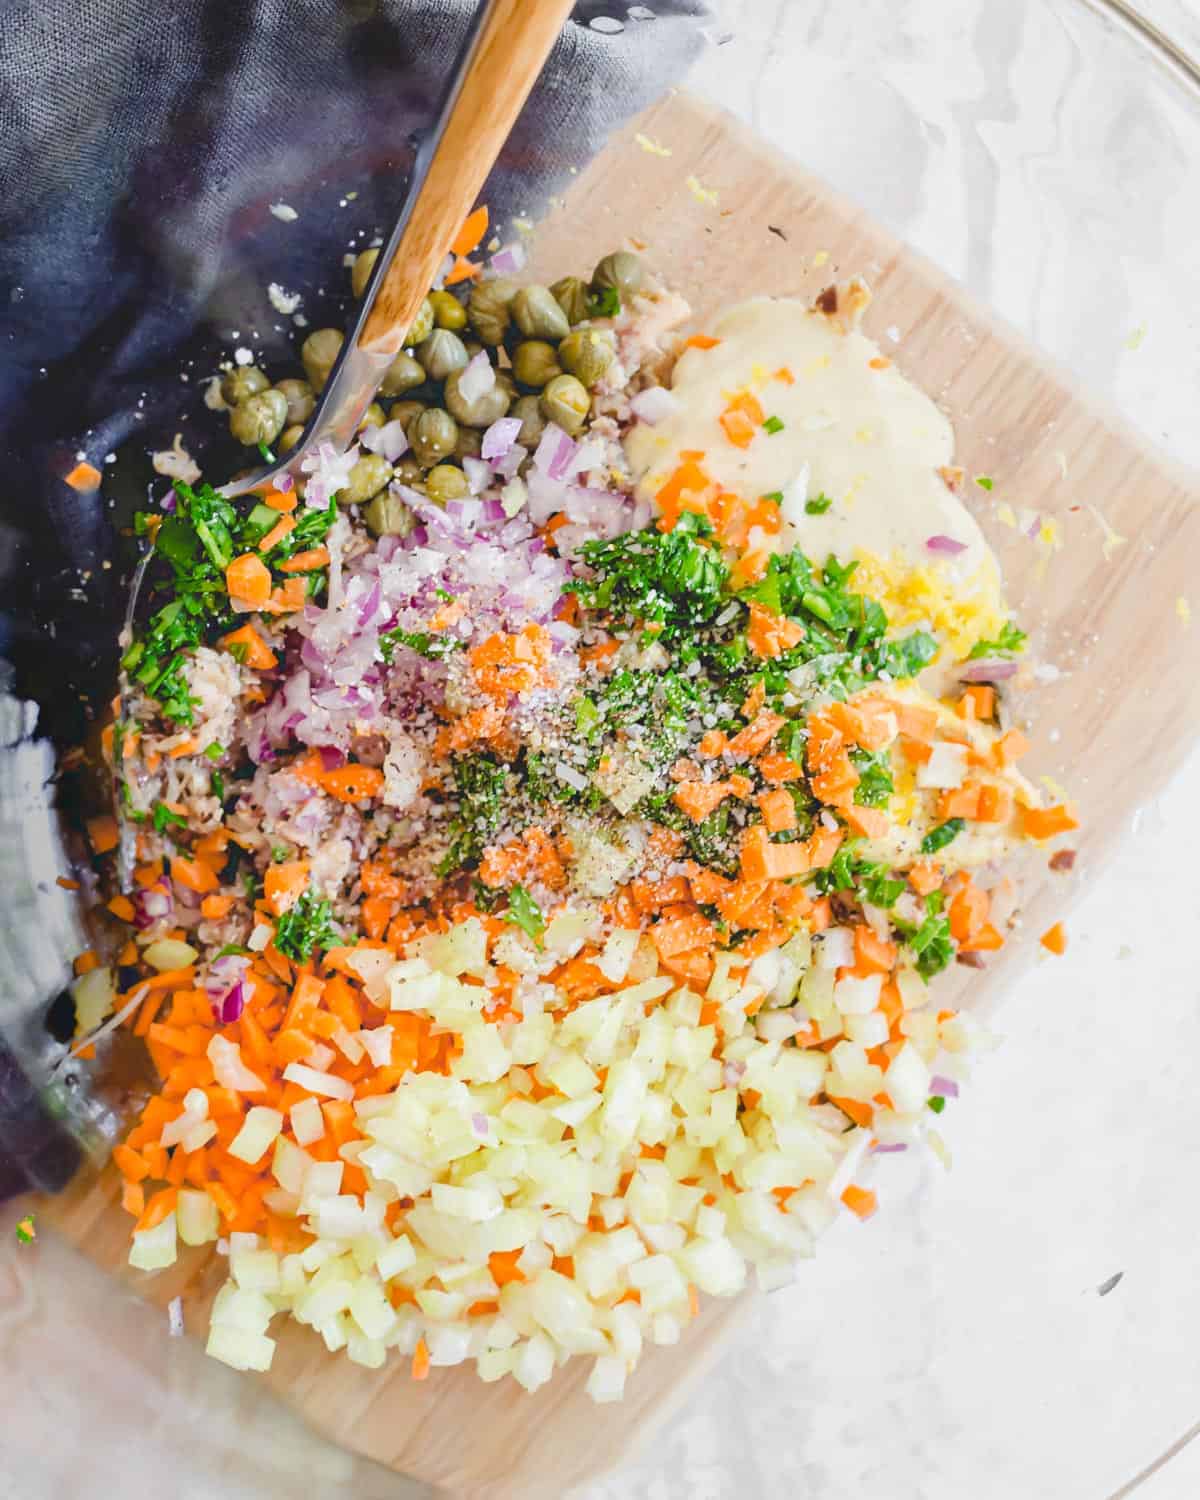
[{"left": 5, "top": 3, "right": 1200, "bottom": 1498}]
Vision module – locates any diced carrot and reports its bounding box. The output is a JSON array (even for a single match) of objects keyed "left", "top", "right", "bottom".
[
  {"left": 113, "top": 1143, "right": 149, "bottom": 1182},
  {"left": 843, "top": 805, "right": 890, "bottom": 839},
  {"left": 719, "top": 408, "right": 758, "bottom": 449},
  {"left": 841, "top": 1185, "right": 878, "bottom": 1220},
  {"left": 1022, "top": 804, "right": 1079, "bottom": 840},
  {"left": 697, "top": 729, "right": 728, "bottom": 757},
  {"left": 995, "top": 729, "right": 1030, "bottom": 767},
  {"left": 672, "top": 780, "right": 734, "bottom": 823},
  {"left": 939, "top": 784, "right": 982, "bottom": 821},
  {"left": 200, "top": 894, "right": 235, "bottom": 919},
  {"left": 263, "top": 489, "right": 297, "bottom": 512},
  {"left": 958, "top": 921, "right": 1004, "bottom": 953},
  {"left": 412, "top": 1337, "right": 432, "bottom": 1380},
  {"left": 257, "top": 514, "right": 296, "bottom": 553},
  {"left": 106, "top": 894, "right": 136, "bottom": 922},
  {"left": 758, "top": 752, "right": 803, "bottom": 784},
  {"left": 1040, "top": 921, "right": 1067, "bottom": 955},
  {"left": 651, "top": 909, "right": 717, "bottom": 960},
  {"left": 773, "top": 365, "right": 795, "bottom": 384},
  {"left": 758, "top": 788, "right": 796, "bottom": 833},
  {"left": 444, "top": 254, "right": 482, "bottom": 285},
  {"left": 976, "top": 783, "right": 1014, "bottom": 823},
  {"left": 225, "top": 553, "right": 273, "bottom": 609},
  {"left": 278, "top": 547, "right": 330, "bottom": 573},
  {"left": 321, "top": 764, "right": 384, "bottom": 803},
  {"left": 948, "top": 881, "right": 989, "bottom": 942},
  {"left": 854, "top": 925, "right": 898, "bottom": 975},
  {"left": 121, "top": 1181, "right": 145, "bottom": 1218},
  {"left": 170, "top": 855, "right": 219, "bottom": 894},
  {"left": 907, "top": 860, "right": 942, "bottom": 896},
  {"left": 65, "top": 461, "right": 103, "bottom": 492},
  {"left": 450, "top": 203, "right": 489, "bottom": 257},
  {"left": 685, "top": 334, "right": 721, "bottom": 350},
  {"left": 727, "top": 710, "right": 785, "bottom": 757},
  {"left": 894, "top": 702, "right": 938, "bottom": 741},
  {"left": 221, "top": 623, "right": 278, "bottom": 671},
  {"left": 86, "top": 815, "right": 119, "bottom": 855},
  {"left": 829, "top": 1096, "right": 873, "bottom": 1129},
  {"left": 263, "top": 859, "right": 310, "bottom": 917},
  {"left": 488, "top": 1249, "right": 526, "bottom": 1286},
  {"left": 166, "top": 738, "right": 198, "bottom": 759},
  {"left": 746, "top": 602, "right": 804, "bottom": 659},
  {"left": 135, "top": 1186, "right": 178, "bottom": 1233}
]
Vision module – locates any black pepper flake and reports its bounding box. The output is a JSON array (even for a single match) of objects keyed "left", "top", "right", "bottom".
[
  {"left": 768, "top": 225, "right": 788, "bottom": 241},
  {"left": 1097, "top": 1271, "right": 1124, "bottom": 1297}
]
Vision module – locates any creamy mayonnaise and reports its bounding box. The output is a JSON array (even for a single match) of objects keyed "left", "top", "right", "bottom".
[{"left": 624, "top": 295, "right": 997, "bottom": 588}]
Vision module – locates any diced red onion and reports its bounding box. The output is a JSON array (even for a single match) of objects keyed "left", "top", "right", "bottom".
[
  {"left": 870, "top": 1142, "right": 908, "bottom": 1154},
  {"left": 318, "top": 745, "right": 345, "bottom": 771},
  {"left": 630, "top": 385, "right": 680, "bottom": 425},
  {"left": 723, "top": 1059, "right": 746, "bottom": 1086},
  {"left": 462, "top": 456, "right": 491, "bottom": 494},
  {"left": 482, "top": 417, "right": 523, "bottom": 462},
  {"left": 930, "top": 1075, "right": 960, "bottom": 1098},
  {"left": 457, "top": 350, "right": 496, "bottom": 404},
  {"left": 133, "top": 880, "right": 173, "bottom": 929},
  {"left": 492, "top": 442, "right": 526, "bottom": 480},
  {"left": 471, "top": 1111, "right": 489, "bottom": 1138},
  {"left": 160, "top": 490, "right": 177, "bottom": 513},
  {"left": 276, "top": 472, "right": 294, "bottom": 494},
  {"left": 362, "top": 418, "right": 409, "bottom": 462},
  {"left": 533, "top": 423, "right": 577, "bottom": 482},
  {"left": 489, "top": 243, "right": 527, "bottom": 275},
  {"left": 220, "top": 980, "right": 247, "bottom": 1024},
  {"left": 1026, "top": 514, "right": 1042, "bottom": 539},
  {"left": 926, "top": 534, "right": 967, "bottom": 556},
  {"left": 959, "top": 658, "right": 1019, "bottom": 682}
]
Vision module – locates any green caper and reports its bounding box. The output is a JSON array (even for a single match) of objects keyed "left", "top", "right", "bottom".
[
  {"left": 379, "top": 351, "right": 426, "bottom": 398},
  {"left": 339, "top": 453, "right": 394, "bottom": 506},
  {"left": 551, "top": 275, "right": 591, "bottom": 326},
  {"left": 275, "top": 377, "right": 315, "bottom": 425},
  {"left": 409, "top": 408, "right": 458, "bottom": 467},
  {"left": 558, "top": 328, "right": 615, "bottom": 388},
  {"left": 278, "top": 424, "right": 306, "bottom": 455},
  {"left": 511, "top": 285, "right": 570, "bottom": 342},
  {"left": 468, "top": 277, "right": 518, "bottom": 345},
  {"left": 220, "top": 365, "right": 270, "bottom": 406},
  {"left": 454, "top": 427, "right": 483, "bottom": 461},
  {"left": 428, "top": 289, "right": 468, "bottom": 331},
  {"left": 425, "top": 464, "right": 471, "bottom": 505},
  {"left": 405, "top": 298, "right": 435, "bottom": 348},
  {"left": 229, "top": 388, "right": 288, "bottom": 446},
  {"left": 301, "top": 328, "right": 344, "bottom": 391},
  {"left": 351, "top": 247, "right": 380, "bottom": 298},
  {"left": 388, "top": 399, "right": 426, "bottom": 433},
  {"left": 364, "top": 491, "right": 415, "bottom": 538},
  {"left": 512, "top": 340, "right": 562, "bottom": 389},
  {"left": 444, "top": 365, "right": 514, "bottom": 428},
  {"left": 540, "top": 374, "right": 590, "bottom": 435},
  {"left": 357, "top": 402, "right": 387, "bottom": 432},
  {"left": 592, "top": 250, "right": 644, "bottom": 300},
  {"left": 393, "top": 456, "right": 424, "bottom": 485},
  {"left": 416, "top": 329, "right": 469, "bottom": 382},
  {"left": 511, "top": 394, "right": 546, "bottom": 449}
]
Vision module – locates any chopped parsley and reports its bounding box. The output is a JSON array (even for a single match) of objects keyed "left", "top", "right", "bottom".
[
  {"left": 966, "top": 621, "right": 1027, "bottom": 659},
  {"left": 502, "top": 884, "right": 545, "bottom": 947},
  {"left": 379, "top": 626, "right": 464, "bottom": 662},
  {"left": 257, "top": 441, "right": 275, "bottom": 464},
  {"left": 804, "top": 493, "right": 833, "bottom": 515},
  {"left": 762, "top": 415, "right": 785, "bottom": 435},
  {"left": 908, "top": 905, "right": 954, "bottom": 979},
  {"left": 975, "top": 475, "right": 994, "bottom": 491},
  {"left": 762, "top": 491, "right": 784, "bottom": 505},
  {"left": 204, "top": 741, "right": 224, "bottom": 760},
  {"left": 920, "top": 818, "right": 965, "bottom": 855},
  {"left": 850, "top": 749, "right": 894, "bottom": 808},
  {"left": 927, "top": 1095, "right": 947, "bottom": 1114},
  {"left": 273, "top": 888, "right": 341, "bottom": 962},
  {"left": 151, "top": 801, "right": 187, "bottom": 835},
  {"left": 210, "top": 770, "right": 226, "bottom": 801},
  {"left": 15, "top": 1214, "right": 35, "bottom": 1245},
  {"left": 439, "top": 754, "right": 509, "bottom": 875}
]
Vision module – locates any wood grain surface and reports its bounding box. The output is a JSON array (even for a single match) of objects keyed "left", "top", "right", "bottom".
[{"left": 39, "top": 90, "right": 1200, "bottom": 1498}]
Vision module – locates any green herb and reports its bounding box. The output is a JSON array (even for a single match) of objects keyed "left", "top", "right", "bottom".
[
  {"left": 502, "top": 884, "right": 545, "bottom": 947},
  {"left": 909, "top": 909, "right": 954, "bottom": 978},
  {"left": 379, "top": 626, "right": 465, "bottom": 663},
  {"left": 226, "top": 641, "right": 249, "bottom": 665},
  {"left": 151, "top": 801, "right": 187, "bottom": 835},
  {"left": 804, "top": 493, "right": 833, "bottom": 515},
  {"left": 216, "top": 943, "right": 249, "bottom": 958},
  {"left": 860, "top": 862, "right": 906, "bottom": 909},
  {"left": 975, "top": 475, "right": 994, "bottom": 491},
  {"left": 257, "top": 441, "right": 275, "bottom": 464},
  {"left": 921, "top": 818, "right": 965, "bottom": 855},
  {"left": 568, "top": 512, "right": 730, "bottom": 644},
  {"left": 15, "top": 1214, "right": 35, "bottom": 1245},
  {"left": 438, "top": 754, "right": 509, "bottom": 875},
  {"left": 273, "top": 888, "right": 340, "bottom": 962},
  {"left": 211, "top": 770, "right": 226, "bottom": 801},
  {"left": 204, "top": 741, "right": 224, "bottom": 760},
  {"left": 762, "top": 491, "right": 784, "bottom": 505},
  {"left": 851, "top": 749, "right": 894, "bottom": 808},
  {"left": 271, "top": 844, "right": 290, "bottom": 862},
  {"left": 575, "top": 695, "right": 601, "bottom": 739},
  {"left": 762, "top": 415, "right": 785, "bottom": 435},
  {"left": 588, "top": 286, "right": 621, "bottom": 319},
  {"left": 927, "top": 1095, "right": 947, "bottom": 1114},
  {"left": 966, "top": 621, "right": 1027, "bottom": 659},
  {"left": 435, "top": 588, "right": 455, "bottom": 603}
]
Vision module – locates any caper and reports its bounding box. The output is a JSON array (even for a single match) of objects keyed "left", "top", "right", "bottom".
[
  {"left": 592, "top": 250, "right": 644, "bottom": 300},
  {"left": 425, "top": 464, "right": 471, "bottom": 505},
  {"left": 393, "top": 456, "right": 424, "bottom": 485},
  {"left": 468, "top": 276, "right": 518, "bottom": 345},
  {"left": 357, "top": 402, "right": 386, "bottom": 432},
  {"left": 405, "top": 297, "right": 435, "bottom": 348},
  {"left": 351, "top": 247, "right": 379, "bottom": 298},
  {"left": 278, "top": 424, "right": 306, "bottom": 455},
  {"left": 428, "top": 289, "right": 468, "bottom": 331},
  {"left": 274, "top": 377, "right": 315, "bottom": 425},
  {"left": 416, "top": 328, "right": 469, "bottom": 382},
  {"left": 511, "top": 394, "right": 546, "bottom": 449},
  {"left": 444, "top": 365, "right": 514, "bottom": 428},
  {"left": 540, "top": 374, "right": 590, "bottom": 435},
  {"left": 229, "top": 388, "right": 288, "bottom": 446},
  {"left": 512, "top": 340, "right": 562, "bottom": 389},
  {"left": 454, "top": 427, "right": 483, "bottom": 461},
  {"left": 551, "top": 275, "right": 590, "bottom": 326},
  {"left": 558, "top": 328, "right": 615, "bottom": 388},
  {"left": 301, "top": 328, "right": 344, "bottom": 391},
  {"left": 220, "top": 365, "right": 270, "bottom": 406},
  {"left": 339, "top": 453, "right": 394, "bottom": 506},
  {"left": 388, "top": 399, "right": 426, "bottom": 433},
  {"left": 511, "top": 284, "right": 570, "bottom": 342},
  {"left": 409, "top": 407, "right": 458, "bottom": 467},
  {"left": 379, "top": 350, "right": 426, "bottom": 398},
  {"left": 363, "top": 491, "right": 415, "bottom": 538}
]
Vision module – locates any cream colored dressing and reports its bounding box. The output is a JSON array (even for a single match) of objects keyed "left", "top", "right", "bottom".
[{"left": 624, "top": 295, "right": 997, "bottom": 588}]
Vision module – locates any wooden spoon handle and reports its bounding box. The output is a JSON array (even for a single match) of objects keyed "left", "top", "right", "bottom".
[{"left": 358, "top": 0, "right": 576, "bottom": 358}]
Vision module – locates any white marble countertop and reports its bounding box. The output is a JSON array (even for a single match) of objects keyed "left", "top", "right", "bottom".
[{"left": 5, "top": 3, "right": 1200, "bottom": 1497}]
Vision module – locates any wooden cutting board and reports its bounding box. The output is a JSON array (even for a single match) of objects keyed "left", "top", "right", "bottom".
[{"left": 38, "top": 89, "right": 1200, "bottom": 1498}]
